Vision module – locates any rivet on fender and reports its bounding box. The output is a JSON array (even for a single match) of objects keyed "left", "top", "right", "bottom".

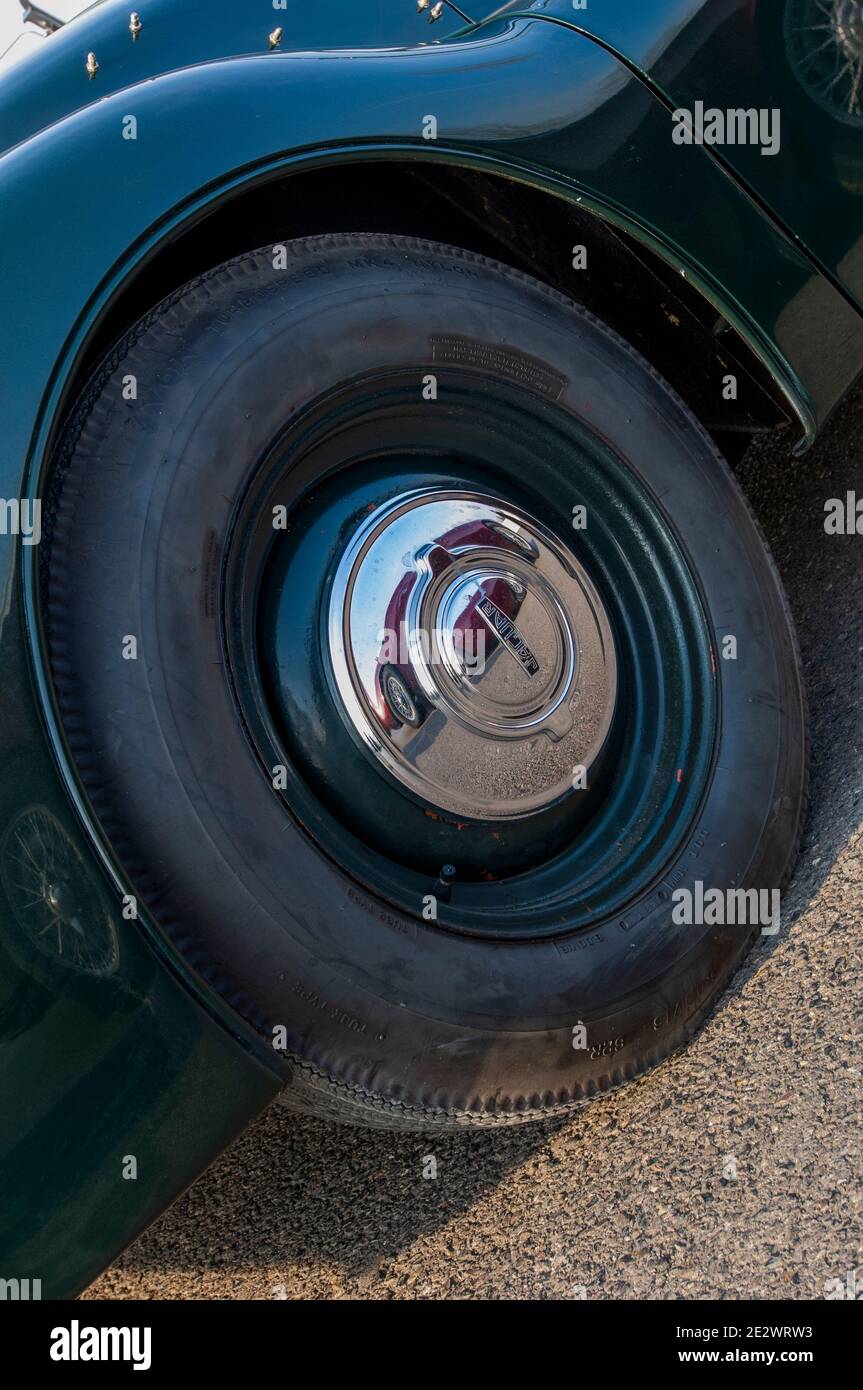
[
  {"left": 268, "top": 27, "right": 283, "bottom": 49},
  {"left": 129, "top": 12, "right": 142, "bottom": 41},
  {"left": 85, "top": 51, "right": 99, "bottom": 79}
]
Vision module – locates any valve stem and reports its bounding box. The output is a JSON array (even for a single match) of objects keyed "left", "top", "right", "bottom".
[{"left": 435, "top": 863, "right": 457, "bottom": 903}]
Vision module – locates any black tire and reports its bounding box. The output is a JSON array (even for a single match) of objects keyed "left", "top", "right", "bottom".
[{"left": 43, "top": 234, "right": 807, "bottom": 1130}]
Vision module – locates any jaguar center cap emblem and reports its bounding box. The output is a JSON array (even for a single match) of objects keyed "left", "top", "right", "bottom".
[{"left": 476, "top": 594, "right": 541, "bottom": 678}]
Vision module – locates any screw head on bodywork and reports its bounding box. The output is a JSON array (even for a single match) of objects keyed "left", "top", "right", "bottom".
[
  {"left": 417, "top": 1, "right": 430, "bottom": 11},
  {"left": 268, "top": 26, "right": 283, "bottom": 49},
  {"left": 85, "top": 51, "right": 99, "bottom": 79},
  {"left": 129, "top": 11, "right": 142, "bottom": 41},
  {"left": 430, "top": 2, "right": 445, "bottom": 19}
]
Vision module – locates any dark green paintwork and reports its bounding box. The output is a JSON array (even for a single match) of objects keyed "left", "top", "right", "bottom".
[
  {"left": 0, "top": 0, "right": 861, "bottom": 1297},
  {"left": 0, "top": 0, "right": 474, "bottom": 152},
  {"left": 499, "top": 1, "right": 863, "bottom": 311}
]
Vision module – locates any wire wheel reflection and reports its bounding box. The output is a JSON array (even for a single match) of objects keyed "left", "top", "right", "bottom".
[
  {"left": 1, "top": 807, "right": 119, "bottom": 977},
  {"left": 785, "top": 0, "right": 863, "bottom": 123}
]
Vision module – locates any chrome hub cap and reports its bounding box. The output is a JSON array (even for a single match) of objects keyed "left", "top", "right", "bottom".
[
  {"left": 228, "top": 376, "right": 716, "bottom": 928},
  {"left": 328, "top": 489, "right": 617, "bottom": 821}
]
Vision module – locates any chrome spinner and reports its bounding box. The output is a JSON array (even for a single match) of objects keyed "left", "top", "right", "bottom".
[{"left": 327, "top": 489, "right": 617, "bottom": 821}]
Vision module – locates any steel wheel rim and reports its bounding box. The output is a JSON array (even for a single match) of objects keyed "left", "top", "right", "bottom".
[{"left": 223, "top": 369, "right": 718, "bottom": 939}]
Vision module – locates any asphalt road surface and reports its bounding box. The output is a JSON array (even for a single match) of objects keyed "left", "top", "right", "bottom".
[{"left": 87, "top": 380, "right": 862, "bottom": 1301}]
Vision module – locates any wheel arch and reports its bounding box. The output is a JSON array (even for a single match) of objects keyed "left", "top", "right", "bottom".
[
  {"left": 73, "top": 156, "right": 795, "bottom": 458},
  {"left": 6, "top": 11, "right": 841, "bottom": 533}
]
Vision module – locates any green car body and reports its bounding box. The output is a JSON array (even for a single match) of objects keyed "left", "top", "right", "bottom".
[{"left": 0, "top": 0, "right": 861, "bottom": 1298}]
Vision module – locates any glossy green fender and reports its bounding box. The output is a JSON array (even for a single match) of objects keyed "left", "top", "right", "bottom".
[
  {"left": 509, "top": 0, "right": 863, "bottom": 311},
  {"left": 1, "top": 2, "right": 862, "bottom": 1297}
]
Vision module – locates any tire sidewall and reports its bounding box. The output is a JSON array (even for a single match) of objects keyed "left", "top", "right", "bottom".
[{"left": 45, "top": 238, "right": 805, "bottom": 1108}]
